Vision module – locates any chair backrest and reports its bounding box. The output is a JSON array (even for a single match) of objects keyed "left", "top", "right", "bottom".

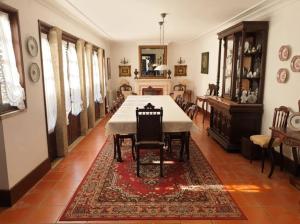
[
  {"left": 173, "top": 84, "right": 186, "bottom": 91},
  {"left": 206, "top": 84, "right": 218, "bottom": 96},
  {"left": 119, "top": 84, "right": 132, "bottom": 92},
  {"left": 272, "top": 106, "right": 290, "bottom": 129},
  {"left": 136, "top": 103, "right": 163, "bottom": 142},
  {"left": 298, "top": 99, "right": 300, "bottom": 112},
  {"left": 186, "top": 104, "right": 198, "bottom": 120}
]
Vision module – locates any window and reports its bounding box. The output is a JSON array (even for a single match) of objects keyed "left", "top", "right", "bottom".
[
  {"left": 41, "top": 33, "right": 57, "bottom": 133},
  {"left": 92, "top": 51, "right": 103, "bottom": 103},
  {"left": 62, "top": 40, "right": 82, "bottom": 121},
  {"left": 0, "top": 4, "right": 25, "bottom": 115}
]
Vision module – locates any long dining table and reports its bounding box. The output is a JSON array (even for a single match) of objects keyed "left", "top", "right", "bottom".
[{"left": 105, "top": 95, "right": 194, "bottom": 162}]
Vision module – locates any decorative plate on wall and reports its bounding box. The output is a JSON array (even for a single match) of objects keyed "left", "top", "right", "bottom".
[
  {"left": 277, "top": 68, "right": 289, "bottom": 83},
  {"left": 288, "top": 112, "right": 300, "bottom": 131},
  {"left": 291, "top": 55, "right": 300, "bottom": 72},
  {"left": 26, "top": 36, "right": 38, "bottom": 57},
  {"left": 29, "top": 63, "right": 40, "bottom": 83},
  {"left": 278, "top": 45, "right": 291, "bottom": 61}
]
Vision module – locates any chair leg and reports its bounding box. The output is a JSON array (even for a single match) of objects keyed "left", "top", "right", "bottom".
[
  {"left": 137, "top": 147, "right": 140, "bottom": 177},
  {"left": 268, "top": 147, "right": 276, "bottom": 178},
  {"left": 160, "top": 146, "right": 163, "bottom": 177},
  {"left": 179, "top": 133, "right": 185, "bottom": 162},
  {"left": 113, "top": 135, "right": 117, "bottom": 159},
  {"left": 186, "top": 132, "right": 190, "bottom": 160},
  {"left": 261, "top": 149, "right": 266, "bottom": 173},
  {"left": 131, "top": 136, "right": 136, "bottom": 161},
  {"left": 280, "top": 144, "right": 284, "bottom": 171}
]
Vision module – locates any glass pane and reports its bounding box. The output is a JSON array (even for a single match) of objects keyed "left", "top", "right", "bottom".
[{"left": 224, "top": 38, "right": 233, "bottom": 96}]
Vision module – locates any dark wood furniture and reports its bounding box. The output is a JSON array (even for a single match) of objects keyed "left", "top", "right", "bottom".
[
  {"left": 142, "top": 86, "right": 163, "bottom": 95},
  {"left": 268, "top": 127, "right": 300, "bottom": 181},
  {"left": 135, "top": 103, "right": 165, "bottom": 177},
  {"left": 196, "top": 84, "right": 218, "bottom": 124},
  {"left": 170, "top": 84, "right": 192, "bottom": 102},
  {"left": 250, "top": 106, "right": 290, "bottom": 176},
  {"left": 208, "top": 21, "right": 269, "bottom": 152},
  {"left": 117, "top": 84, "right": 137, "bottom": 97}
]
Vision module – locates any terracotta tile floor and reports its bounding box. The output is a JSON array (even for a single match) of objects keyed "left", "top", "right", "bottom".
[{"left": 0, "top": 114, "right": 299, "bottom": 224}]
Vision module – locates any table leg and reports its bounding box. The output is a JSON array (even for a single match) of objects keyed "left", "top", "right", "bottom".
[
  {"left": 268, "top": 138, "right": 275, "bottom": 178},
  {"left": 290, "top": 147, "right": 300, "bottom": 190},
  {"left": 179, "top": 132, "right": 185, "bottom": 162},
  {"left": 202, "top": 100, "right": 205, "bottom": 124},
  {"left": 116, "top": 134, "right": 123, "bottom": 162},
  {"left": 186, "top": 132, "right": 190, "bottom": 160}
]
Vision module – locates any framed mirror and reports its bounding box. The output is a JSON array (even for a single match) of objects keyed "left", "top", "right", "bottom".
[{"left": 139, "top": 45, "right": 167, "bottom": 79}]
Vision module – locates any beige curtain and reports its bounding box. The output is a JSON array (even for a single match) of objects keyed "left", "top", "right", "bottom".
[
  {"left": 48, "top": 27, "right": 68, "bottom": 156},
  {"left": 97, "top": 48, "right": 105, "bottom": 117},
  {"left": 86, "top": 43, "right": 95, "bottom": 128},
  {"left": 76, "top": 39, "right": 88, "bottom": 135}
]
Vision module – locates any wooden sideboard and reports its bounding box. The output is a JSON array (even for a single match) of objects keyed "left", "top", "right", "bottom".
[{"left": 208, "top": 96, "right": 263, "bottom": 151}]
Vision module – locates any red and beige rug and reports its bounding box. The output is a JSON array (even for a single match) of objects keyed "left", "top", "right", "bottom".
[{"left": 60, "top": 137, "right": 246, "bottom": 221}]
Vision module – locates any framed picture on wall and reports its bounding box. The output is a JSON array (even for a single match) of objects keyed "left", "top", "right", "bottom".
[
  {"left": 201, "top": 52, "right": 209, "bottom": 74},
  {"left": 119, "top": 65, "right": 131, "bottom": 77},
  {"left": 174, "top": 65, "right": 187, "bottom": 76},
  {"left": 107, "top": 58, "right": 111, "bottom": 80}
]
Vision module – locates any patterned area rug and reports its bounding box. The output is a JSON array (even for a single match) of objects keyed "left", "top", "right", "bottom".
[{"left": 60, "top": 137, "right": 246, "bottom": 221}]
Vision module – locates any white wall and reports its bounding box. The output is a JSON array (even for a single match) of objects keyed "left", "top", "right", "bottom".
[
  {"left": 0, "top": 0, "right": 110, "bottom": 189},
  {"left": 110, "top": 0, "right": 300, "bottom": 158}
]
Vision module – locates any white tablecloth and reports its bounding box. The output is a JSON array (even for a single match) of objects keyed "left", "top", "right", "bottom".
[{"left": 105, "top": 95, "right": 194, "bottom": 135}]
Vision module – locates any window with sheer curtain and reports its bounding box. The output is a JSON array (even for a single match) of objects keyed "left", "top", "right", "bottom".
[
  {"left": 41, "top": 33, "right": 57, "bottom": 133},
  {"left": 93, "top": 51, "right": 103, "bottom": 103},
  {"left": 84, "top": 48, "right": 90, "bottom": 108},
  {"left": 62, "top": 41, "right": 82, "bottom": 122},
  {"left": 0, "top": 10, "right": 25, "bottom": 114}
]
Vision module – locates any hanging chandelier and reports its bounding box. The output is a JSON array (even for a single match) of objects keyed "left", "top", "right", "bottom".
[{"left": 155, "top": 13, "right": 168, "bottom": 71}]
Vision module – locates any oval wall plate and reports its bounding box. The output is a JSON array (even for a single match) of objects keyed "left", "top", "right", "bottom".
[
  {"left": 29, "top": 63, "right": 40, "bottom": 83},
  {"left": 27, "top": 36, "right": 38, "bottom": 57}
]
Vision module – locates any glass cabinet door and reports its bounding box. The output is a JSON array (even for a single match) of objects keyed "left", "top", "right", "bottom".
[{"left": 223, "top": 36, "right": 234, "bottom": 98}]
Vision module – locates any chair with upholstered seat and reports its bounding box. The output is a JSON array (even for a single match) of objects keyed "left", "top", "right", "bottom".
[
  {"left": 170, "top": 84, "right": 186, "bottom": 100},
  {"left": 250, "top": 106, "right": 290, "bottom": 174},
  {"left": 135, "top": 103, "right": 166, "bottom": 177},
  {"left": 117, "top": 83, "right": 136, "bottom": 99}
]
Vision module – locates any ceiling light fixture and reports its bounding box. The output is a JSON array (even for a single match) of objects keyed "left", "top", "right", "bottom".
[{"left": 155, "top": 13, "right": 168, "bottom": 71}]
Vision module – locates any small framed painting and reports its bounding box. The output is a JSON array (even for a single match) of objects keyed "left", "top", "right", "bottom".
[
  {"left": 107, "top": 58, "right": 111, "bottom": 80},
  {"left": 174, "top": 65, "right": 187, "bottom": 76},
  {"left": 119, "top": 65, "right": 131, "bottom": 77},
  {"left": 201, "top": 52, "right": 209, "bottom": 74}
]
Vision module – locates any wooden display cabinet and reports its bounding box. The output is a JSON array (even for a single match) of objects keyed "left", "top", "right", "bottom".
[{"left": 208, "top": 21, "right": 269, "bottom": 151}]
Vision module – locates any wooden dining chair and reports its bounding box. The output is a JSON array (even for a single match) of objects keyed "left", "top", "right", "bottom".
[
  {"left": 135, "top": 103, "right": 165, "bottom": 177},
  {"left": 250, "top": 106, "right": 290, "bottom": 174}
]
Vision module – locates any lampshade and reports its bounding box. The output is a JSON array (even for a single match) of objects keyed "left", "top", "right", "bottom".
[{"left": 154, "top": 64, "right": 168, "bottom": 71}]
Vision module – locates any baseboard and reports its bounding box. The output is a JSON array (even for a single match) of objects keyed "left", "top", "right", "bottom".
[{"left": 0, "top": 158, "right": 51, "bottom": 207}]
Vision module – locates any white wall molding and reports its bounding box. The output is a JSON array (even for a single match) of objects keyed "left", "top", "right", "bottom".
[
  {"left": 35, "top": 0, "right": 112, "bottom": 42},
  {"left": 177, "top": 0, "right": 297, "bottom": 45}
]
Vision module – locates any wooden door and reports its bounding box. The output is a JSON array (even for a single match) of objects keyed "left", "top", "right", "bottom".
[
  {"left": 95, "top": 102, "right": 101, "bottom": 120},
  {"left": 67, "top": 113, "right": 81, "bottom": 145},
  {"left": 47, "top": 131, "right": 58, "bottom": 162}
]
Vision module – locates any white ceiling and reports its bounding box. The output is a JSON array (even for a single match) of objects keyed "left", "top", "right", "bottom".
[{"left": 49, "top": 0, "right": 267, "bottom": 43}]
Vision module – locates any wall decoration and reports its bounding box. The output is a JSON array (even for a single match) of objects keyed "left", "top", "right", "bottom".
[
  {"left": 291, "top": 55, "right": 300, "bottom": 72},
  {"left": 107, "top": 58, "right": 111, "bottom": 80},
  {"left": 277, "top": 68, "right": 289, "bottom": 83},
  {"left": 26, "top": 36, "right": 38, "bottom": 57},
  {"left": 29, "top": 63, "right": 40, "bottom": 82},
  {"left": 119, "top": 65, "right": 131, "bottom": 77},
  {"left": 278, "top": 45, "right": 291, "bottom": 61},
  {"left": 120, "top": 57, "right": 129, "bottom": 64},
  {"left": 287, "top": 112, "right": 300, "bottom": 131},
  {"left": 174, "top": 65, "right": 187, "bottom": 76},
  {"left": 201, "top": 52, "right": 209, "bottom": 74}
]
